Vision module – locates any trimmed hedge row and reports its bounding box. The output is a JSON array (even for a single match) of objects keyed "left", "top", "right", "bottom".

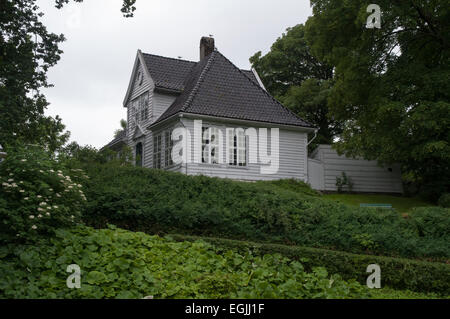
[
  {"left": 169, "top": 234, "right": 450, "bottom": 295},
  {"left": 81, "top": 164, "right": 450, "bottom": 260}
]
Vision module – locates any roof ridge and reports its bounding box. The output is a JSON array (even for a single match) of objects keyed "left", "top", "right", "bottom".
[
  {"left": 215, "top": 51, "right": 313, "bottom": 127},
  {"left": 142, "top": 52, "right": 197, "bottom": 65},
  {"left": 182, "top": 51, "right": 217, "bottom": 111}
]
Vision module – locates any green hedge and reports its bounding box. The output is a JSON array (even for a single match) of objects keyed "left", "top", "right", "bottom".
[
  {"left": 169, "top": 234, "right": 450, "bottom": 295},
  {"left": 81, "top": 164, "right": 450, "bottom": 260}
]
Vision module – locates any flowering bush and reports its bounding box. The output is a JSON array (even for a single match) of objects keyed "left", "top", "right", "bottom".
[{"left": 0, "top": 146, "right": 88, "bottom": 243}]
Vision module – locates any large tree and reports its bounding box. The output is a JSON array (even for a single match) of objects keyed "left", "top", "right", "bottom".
[
  {"left": 250, "top": 24, "right": 340, "bottom": 148},
  {"left": 0, "top": 0, "right": 137, "bottom": 152},
  {"left": 305, "top": 0, "right": 449, "bottom": 199},
  {"left": 250, "top": 24, "right": 333, "bottom": 98}
]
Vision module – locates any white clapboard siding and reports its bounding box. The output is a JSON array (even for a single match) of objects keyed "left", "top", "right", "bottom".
[
  {"left": 176, "top": 118, "right": 308, "bottom": 181},
  {"left": 148, "top": 119, "right": 186, "bottom": 173},
  {"left": 141, "top": 93, "right": 178, "bottom": 169},
  {"left": 307, "top": 158, "right": 324, "bottom": 190},
  {"left": 152, "top": 93, "right": 177, "bottom": 124},
  {"left": 309, "top": 144, "right": 403, "bottom": 193},
  {"left": 125, "top": 58, "right": 154, "bottom": 165}
]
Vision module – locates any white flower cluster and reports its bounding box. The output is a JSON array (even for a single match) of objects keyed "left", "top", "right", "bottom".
[
  {"left": 1, "top": 162, "right": 90, "bottom": 232},
  {"left": 57, "top": 170, "right": 87, "bottom": 201},
  {"left": 2, "top": 176, "right": 19, "bottom": 189}
]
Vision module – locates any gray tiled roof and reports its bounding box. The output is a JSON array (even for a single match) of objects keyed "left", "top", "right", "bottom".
[
  {"left": 102, "top": 129, "right": 127, "bottom": 151},
  {"left": 150, "top": 50, "right": 313, "bottom": 128},
  {"left": 142, "top": 53, "right": 196, "bottom": 92},
  {"left": 241, "top": 69, "right": 259, "bottom": 85},
  {"left": 142, "top": 53, "right": 259, "bottom": 93}
]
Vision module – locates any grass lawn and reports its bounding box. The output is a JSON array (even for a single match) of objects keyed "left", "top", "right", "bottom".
[
  {"left": 369, "top": 287, "right": 444, "bottom": 299},
  {"left": 322, "top": 193, "right": 435, "bottom": 213}
]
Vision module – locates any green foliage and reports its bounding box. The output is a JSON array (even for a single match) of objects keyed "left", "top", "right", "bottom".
[
  {"left": 0, "top": 146, "right": 87, "bottom": 243},
  {"left": 110, "top": 145, "right": 133, "bottom": 165},
  {"left": 0, "top": 0, "right": 71, "bottom": 152},
  {"left": 335, "top": 172, "right": 354, "bottom": 193},
  {"left": 250, "top": 24, "right": 341, "bottom": 149},
  {"left": 369, "top": 287, "right": 442, "bottom": 299},
  {"left": 55, "top": 0, "right": 138, "bottom": 17},
  {"left": 323, "top": 193, "right": 433, "bottom": 214},
  {"left": 59, "top": 142, "right": 108, "bottom": 165},
  {"left": 58, "top": 142, "right": 132, "bottom": 168},
  {"left": 262, "top": 178, "right": 321, "bottom": 197},
  {"left": 410, "top": 207, "right": 450, "bottom": 240},
  {"left": 81, "top": 164, "right": 450, "bottom": 260},
  {"left": 281, "top": 78, "right": 339, "bottom": 151},
  {"left": 170, "top": 234, "right": 450, "bottom": 295},
  {"left": 250, "top": 24, "right": 332, "bottom": 98},
  {"left": 438, "top": 194, "right": 450, "bottom": 208},
  {"left": 114, "top": 120, "right": 127, "bottom": 138},
  {"left": 0, "top": 0, "right": 137, "bottom": 152},
  {"left": 0, "top": 226, "right": 368, "bottom": 299},
  {"left": 305, "top": 0, "right": 450, "bottom": 200}
]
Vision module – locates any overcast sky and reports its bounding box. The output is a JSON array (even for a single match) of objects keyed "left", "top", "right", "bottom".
[{"left": 38, "top": 0, "right": 312, "bottom": 148}]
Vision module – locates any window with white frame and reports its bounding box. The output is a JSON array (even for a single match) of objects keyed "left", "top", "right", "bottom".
[
  {"left": 202, "top": 126, "right": 220, "bottom": 164},
  {"left": 228, "top": 128, "right": 247, "bottom": 166},
  {"left": 153, "top": 134, "right": 162, "bottom": 169},
  {"left": 164, "top": 130, "right": 174, "bottom": 167},
  {"left": 133, "top": 92, "right": 149, "bottom": 123}
]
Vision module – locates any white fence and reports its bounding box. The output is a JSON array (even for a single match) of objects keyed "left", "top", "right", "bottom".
[{"left": 308, "top": 144, "right": 403, "bottom": 193}]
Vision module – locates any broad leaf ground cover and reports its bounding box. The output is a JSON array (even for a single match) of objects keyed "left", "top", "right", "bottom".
[{"left": 0, "top": 226, "right": 368, "bottom": 299}]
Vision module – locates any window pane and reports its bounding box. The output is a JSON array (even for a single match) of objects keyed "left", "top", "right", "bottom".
[
  {"left": 153, "top": 134, "right": 162, "bottom": 169},
  {"left": 202, "top": 127, "right": 209, "bottom": 163}
]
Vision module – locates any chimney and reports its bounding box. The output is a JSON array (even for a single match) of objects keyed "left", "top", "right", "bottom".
[{"left": 200, "top": 36, "right": 215, "bottom": 60}]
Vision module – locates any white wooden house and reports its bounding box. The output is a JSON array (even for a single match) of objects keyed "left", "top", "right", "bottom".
[
  {"left": 107, "top": 37, "right": 315, "bottom": 181},
  {"left": 104, "top": 37, "right": 403, "bottom": 192}
]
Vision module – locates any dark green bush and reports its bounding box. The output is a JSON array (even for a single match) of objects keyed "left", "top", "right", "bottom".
[
  {"left": 262, "top": 178, "right": 321, "bottom": 196},
  {"left": 170, "top": 234, "right": 450, "bottom": 295},
  {"left": 410, "top": 207, "right": 450, "bottom": 238},
  {"left": 81, "top": 164, "right": 450, "bottom": 260},
  {"left": 438, "top": 193, "right": 450, "bottom": 208},
  {"left": 58, "top": 142, "right": 133, "bottom": 168}
]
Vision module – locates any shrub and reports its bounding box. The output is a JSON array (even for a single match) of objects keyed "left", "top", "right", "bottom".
[
  {"left": 408, "top": 207, "right": 450, "bottom": 258},
  {"left": 438, "top": 193, "right": 450, "bottom": 208},
  {"left": 0, "top": 226, "right": 368, "bottom": 299},
  {"left": 0, "top": 146, "right": 87, "bottom": 243},
  {"left": 368, "top": 287, "right": 441, "bottom": 299},
  {"left": 263, "top": 179, "right": 321, "bottom": 197},
  {"left": 81, "top": 163, "right": 450, "bottom": 260},
  {"left": 336, "top": 172, "right": 354, "bottom": 193},
  {"left": 170, "top": 234, "right": 450, "bottom": 295},
  {"left": 58, "top": 142, "right": 133, "bottom": 168}
]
